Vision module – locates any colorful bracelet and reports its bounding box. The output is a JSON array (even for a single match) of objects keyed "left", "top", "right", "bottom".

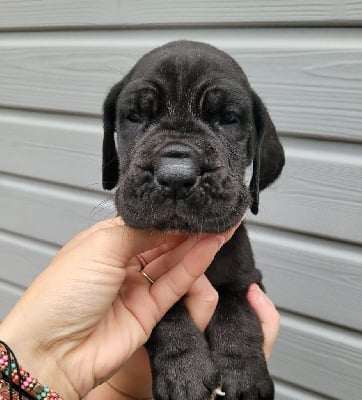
[
  {"left": 1, "top": 377, "right": 25, "bottom": 400},
  {"left": 0, "top": 343, "right": 63, "bottom": 400}
]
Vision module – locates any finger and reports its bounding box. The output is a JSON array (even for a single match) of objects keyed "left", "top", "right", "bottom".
[
  {"left": 58, "top": 217, "right": 124, "bottom": 256},
  {"left": 247, "top": 284, "right": 280, "bottom": 359},
  {"left": 184, "top": 275, "right": 218, "bottom": 332},
  {"left": 139, "top": 235, "right": 203, "bottom": 281},
  {"left": 126, "top": 237, "right": 186, "bottom": 278},
  {"left": 150, "top": 235, "right": 224, "bottom": 318},
  {"left": 136, "top": 234, "right": 188, "bottom": 267}
]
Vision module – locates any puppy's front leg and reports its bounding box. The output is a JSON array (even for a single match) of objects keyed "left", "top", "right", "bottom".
[
  {"left": 146, "top": 300, "right": 221, "bottom": 400},
  {"left": 206, "top": 286, "right": 274, "bottom": 400}
]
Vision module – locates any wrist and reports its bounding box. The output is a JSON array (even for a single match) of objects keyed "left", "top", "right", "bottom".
[
  {"left": 18, "top": 349, "right": 78, "bottom": 400},
  {"left": 0, "top": 322, "right": 78, "bottom": 400}
]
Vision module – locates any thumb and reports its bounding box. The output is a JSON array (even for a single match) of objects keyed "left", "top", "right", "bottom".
[{"left": 247, "top": 284, "right": 280, "bottom": 359}]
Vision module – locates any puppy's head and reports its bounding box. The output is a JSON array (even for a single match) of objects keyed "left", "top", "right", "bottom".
[{"left": 102, "top": 41, "right": 284, "bottom": 233}]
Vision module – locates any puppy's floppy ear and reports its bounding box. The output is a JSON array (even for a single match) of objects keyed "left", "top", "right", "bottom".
[
  {"left": 102, "top": 81, "right": 124, "bottom": 190},
  {"left": 249, "top": 91, "right": 285, "bottom": 214}
]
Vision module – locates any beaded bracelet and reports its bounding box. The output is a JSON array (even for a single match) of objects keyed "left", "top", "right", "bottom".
[
  {"left": 0, "top": 342, "right": 63, "bottom": 400},
  {"left": 1, "top": 377, "right": 24, "bottom": 400}
]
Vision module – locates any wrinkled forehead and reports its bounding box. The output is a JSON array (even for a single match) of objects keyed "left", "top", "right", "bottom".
[{"left": 122, "top": 48, "right": 250, "bottom": 109}]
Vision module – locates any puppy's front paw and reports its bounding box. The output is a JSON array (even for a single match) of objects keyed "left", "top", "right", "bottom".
[
  {"left": 215, "top": 353, "right": 274, "bottom": 399},
  {"left": 152, "top": 350, "right": 221, "bottom": 400}
]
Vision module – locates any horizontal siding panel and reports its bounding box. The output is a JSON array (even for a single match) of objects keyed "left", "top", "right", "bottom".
[
  {"left": 271, "top": 313, "right": 362, "bottom": 400},
  {"left": 274, "top": 379, "right": 328, "bottom": 400},
  {"left": 252, "top": 137, "right": 362, "bottom": 244},
  {"left": 0, "top": 281, "right": 22, "bottom": 320},
  {"left": 0, "top": 230, "right": 57, "bottom": 287},
  {"left": 249, "top": 225, "right": 362, "bottom": 331},
  {"left": 0, "top": 174, "right": 112, "bottom": 246},
  {"left": 0, "top": 29, "right": 362, "bottom": 141},
  {"left": 1, "top": 0, "right": 362, "bottom": 28},
  {"left": 1, "top": 116, "right": 360, "bottom": 243},
  {"left": 0, "top": 110, "right": 102, "bottom": 189}
]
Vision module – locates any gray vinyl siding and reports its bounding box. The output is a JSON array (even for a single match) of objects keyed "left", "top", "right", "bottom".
[{"left": 0, "top": 2, "right": 361, "bottom": 399}]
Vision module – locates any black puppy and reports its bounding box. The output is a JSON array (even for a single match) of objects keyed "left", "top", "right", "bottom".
[{"left": 102, "top": 40, "right": 284, "bottom": 400}]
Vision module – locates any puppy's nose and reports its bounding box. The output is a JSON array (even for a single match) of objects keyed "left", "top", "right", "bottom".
[{"left": 155, "top": 144, "right": 199, "bottom": 199}]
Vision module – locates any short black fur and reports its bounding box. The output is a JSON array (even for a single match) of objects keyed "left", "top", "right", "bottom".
[{"left": 102, "top": 40, "right": 284, "bottom": 399}]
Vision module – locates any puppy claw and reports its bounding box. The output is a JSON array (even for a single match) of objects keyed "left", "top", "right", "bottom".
[{"left": 211, "top": 386, "right": 225, "bottom": 398}]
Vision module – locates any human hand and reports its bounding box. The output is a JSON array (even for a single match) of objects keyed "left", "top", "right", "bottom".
[
  {"left": 0, "top": 218, "right": 233, "bottom": 400},
  {"left": 86, "top": 282, "right": 280, "bottom": 399}
]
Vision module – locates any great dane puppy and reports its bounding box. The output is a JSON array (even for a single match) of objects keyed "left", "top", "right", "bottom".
[{"left": 102, "top": 40, "right": 284, "bottom": 400}]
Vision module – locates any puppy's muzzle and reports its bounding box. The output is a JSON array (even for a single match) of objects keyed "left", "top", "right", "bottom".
[{"left": 154, "top": 143, "right": 200, "bottom": 200}]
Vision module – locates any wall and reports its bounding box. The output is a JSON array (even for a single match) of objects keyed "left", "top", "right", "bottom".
[{"left": 0, "top": 2, "right": 361, "bottom": 399}]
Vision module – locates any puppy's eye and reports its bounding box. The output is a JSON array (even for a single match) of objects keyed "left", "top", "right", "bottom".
[
  {"left": 220, "top": 112, "right": 239, "bottom": 125},
  {"left": 126, "top": 111, "right": 142, "bottom": 123}
]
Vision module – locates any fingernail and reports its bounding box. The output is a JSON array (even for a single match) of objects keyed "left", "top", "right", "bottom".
[
  {"left": 256, "top": 288, "right": 266, "bottom": 304},
  {"left": 257, "top": 290, "right": 266, "bottom": 304}
]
